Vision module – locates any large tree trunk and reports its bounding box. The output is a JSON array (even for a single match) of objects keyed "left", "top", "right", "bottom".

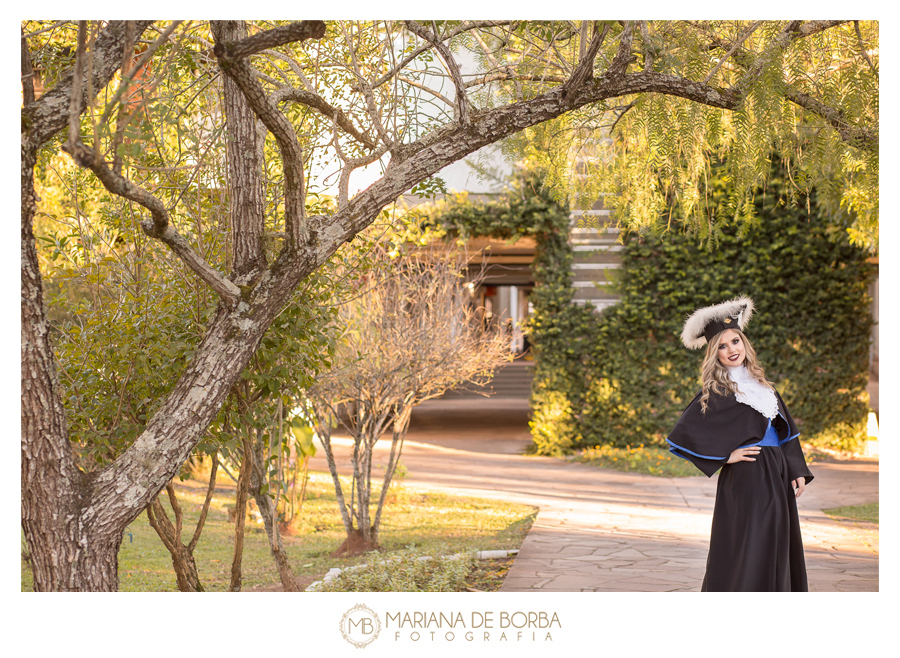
[
  {"left": 214, "top": 20, "right": 267, "bottom": 281},
  {"left": 21, "top": 20, "right": 155, "bottom": 592},
  {"left": 22, "top": 162, "right": 127, "bottom": 588}
]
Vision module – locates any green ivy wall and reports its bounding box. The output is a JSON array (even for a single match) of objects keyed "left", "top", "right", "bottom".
[{"left": 430, "top": 171, "right": 875, "bottom": 455}]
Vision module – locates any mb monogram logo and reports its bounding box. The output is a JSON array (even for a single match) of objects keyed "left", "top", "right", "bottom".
[{"left": 340, "top": 604, "right": 382, "bottom": 648}]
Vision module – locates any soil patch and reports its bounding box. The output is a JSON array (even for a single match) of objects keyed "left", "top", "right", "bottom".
[{"left": 465, "top": 557, "right": 516, "bottom": 592}]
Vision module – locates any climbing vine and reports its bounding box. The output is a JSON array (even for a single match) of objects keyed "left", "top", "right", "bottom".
[{"left": 427, "top": 166, "right": 875, "bottom": 456}]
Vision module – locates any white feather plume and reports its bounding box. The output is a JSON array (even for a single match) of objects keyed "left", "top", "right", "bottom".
[{"left": 680, "top": 296, "right": 755, "bottom": 349}]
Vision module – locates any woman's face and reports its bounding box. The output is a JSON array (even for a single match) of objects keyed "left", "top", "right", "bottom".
[{"left": 716, "top": 329, "right": 746, "bottom": 367}]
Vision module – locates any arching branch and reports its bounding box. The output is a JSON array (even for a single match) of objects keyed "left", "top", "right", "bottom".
[
  {"left": 62, "top": 141, "right": 242, "bottom": 303},
  {"left": 405, "top": 20, "right": 471, "bottom": 125},
  {"left": 215, "top": 21, "right": 326, "bottom": 59},
  {"left": 271, "top": 87, "right": 376, "bottom": 150}
]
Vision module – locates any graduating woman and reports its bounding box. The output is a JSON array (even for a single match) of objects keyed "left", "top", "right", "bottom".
[{"left": 667, "top": 297, "right": 814, "bottom": 591}]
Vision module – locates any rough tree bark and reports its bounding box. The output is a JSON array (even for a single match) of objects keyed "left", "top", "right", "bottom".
[
  {"left": 228, "top": 431, "right": 252, "bottom": 592},
  {"left": 144, "top": 453, "right": 218, "bottom": 591},
  {"left": 212, "top": 20, "right": 267, "bottom": 282},
  {"left": 248, "top": 430, "right": 300, "bottom": 591},
  {"left": 21, "top": 21, "right": 155, "bottom": 591}
]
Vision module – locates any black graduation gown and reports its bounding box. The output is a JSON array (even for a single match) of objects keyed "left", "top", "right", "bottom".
[{"left": 667, "top": 389, "right": 814, "bottom": 592}]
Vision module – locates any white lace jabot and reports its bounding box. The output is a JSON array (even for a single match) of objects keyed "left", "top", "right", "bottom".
[{"left": 726, "top": 365, "right": 778, "bottom": 420}]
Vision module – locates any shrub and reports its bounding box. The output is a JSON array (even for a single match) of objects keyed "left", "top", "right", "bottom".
[
  {"left": 579, "top": 175, "right": 875, "bottom": 453},
  {"left": 313, "top": 549, "right": 476, "bottom": 592}
]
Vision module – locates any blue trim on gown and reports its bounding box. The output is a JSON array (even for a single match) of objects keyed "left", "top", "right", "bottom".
[{"left": 667, "top": 412, "right": 798, "bottom": 462}]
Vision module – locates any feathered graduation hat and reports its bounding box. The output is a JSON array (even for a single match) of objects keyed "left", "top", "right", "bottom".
[{"left": 680, "top": 296, "right": 755, "bottom": 350}]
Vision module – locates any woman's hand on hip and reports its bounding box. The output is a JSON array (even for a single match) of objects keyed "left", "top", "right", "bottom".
[{"left": 726, "top": 446, "right": 761, "bottom": 464}]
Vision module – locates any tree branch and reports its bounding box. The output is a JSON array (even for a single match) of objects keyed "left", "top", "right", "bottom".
[
  {"left": 639, "top": 21, "right": 653, "bottom": 71},
  {"left": 472, "top": 27, "right": 502, "bottom": 70},
  {"left": 216, "top": 21, "right": 326, "bottom": 59},
  {"left": 260, "top": 49, "right": 316, "bottom": 92},
  {"left": 337, "top": 143, "right": 390, "bottom": 210},
  {"left": 465, "top": 70, "right": 567, "bottom": 87},
  {"left": 109, "top": 21, "right": 136, "bottom": 174},
  {"left": 854, "top": 21, "right": 878, "bottom": 76},
  {"left": 405, "top": 20, "right": 471, "bottom": 125},
  {"left": 734, "top": 20, "right": 849, "bottom": 93},
  {"left": 784, "top": 88, "right": 878, "bottom": 151},
  {"left": 609, "top": 99, "right": 637, "bottom": 134},
  {"left": 146, "top": 498, "right": 177, "bottom": 554},
  {"left": 370, "top": 20, "right": 513, "bottom": 90},
  {"left": 563, "top": 22, "right": 608, "bottom": 99},
  {"left": 62, "top": 141, "right": 242, "bottom": 303},
  {"left": 397, "top": 75, "right": 454, "bottom": 106},
  {"left": 702, "top": 20, "right": 762, "bottom": 84},
  {"left": 340, "top": 24, "right": 395, "bottom": 152},
  {"left": 271, "top": 86, "right": 376, "bottom": 150},
  {"left": 316, "top": 68, "right": 745, "bottom": 253},
  {"left": 607, "top": 21, "right": 636, "bottom": 77},
  {"left": 21, "top": 26, "right": 36, "bottom": 105},
  {"left": 189, "top": 453, "right": 219, "bottom": 552},
  {"left": 213, "top": 21, "right": 317, "bottom": 250},
  {"left": 733, "top": 20, "right": 803, "bottom": 93},
  {"left": 99, "top": 21, "right": 182, "bottom": 129},
  {"left": 166, "top": 482, "right": 184, "bottom": 545},
  {"left": 65, "top": 22, "right": 88, "bottom": 154}
]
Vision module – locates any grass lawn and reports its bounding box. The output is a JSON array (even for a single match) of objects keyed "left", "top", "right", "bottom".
[
  {"left": 21, "top": 470, "right": 536, "bottom": 592},
  {"left": 571, "top": 444, "right": 700, "bottom": 477},
  {"left": 824, "top": 502, "right": 879, "bottom": 524}
]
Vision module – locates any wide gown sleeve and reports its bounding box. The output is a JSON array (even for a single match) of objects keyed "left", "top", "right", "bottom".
[
  {"left": 680, "top": 452, "right": 727, "bottom": 478},
  {"left": 773, "top": 390, "right": 814, "bottom": 484},
  {"left": 781, "top": 435, "right": 814, "bottom": 484},
  {"left": 666, "top": 391, "right": 764, "bottom": 478}
]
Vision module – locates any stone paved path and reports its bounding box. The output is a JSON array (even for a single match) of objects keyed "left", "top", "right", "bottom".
[{"left": 308, "top": 399, "right": 878, "bottom": 592}]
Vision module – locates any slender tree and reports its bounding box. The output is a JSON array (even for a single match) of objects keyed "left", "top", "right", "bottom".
[
  {"left": 145, "top": 454, "right": 219, "bottom": 592},
  {"left": 306, "top": 241, "right": 509, "bottom": 555}
]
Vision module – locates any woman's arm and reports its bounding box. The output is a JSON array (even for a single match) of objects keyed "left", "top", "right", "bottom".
[{"left": 727, "top": 446, "right": 761, "bottom": 463}]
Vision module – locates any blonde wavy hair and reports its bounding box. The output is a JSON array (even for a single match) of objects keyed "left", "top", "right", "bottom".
[{"left": 699, "top": 329, "right": 772, "bottom": 414}]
